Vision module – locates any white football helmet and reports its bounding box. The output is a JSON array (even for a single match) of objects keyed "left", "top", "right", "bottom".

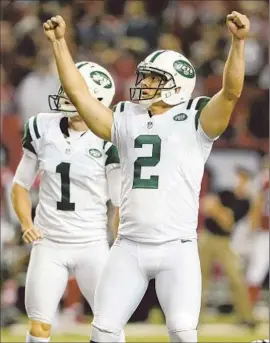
[
  {"left": 130, "top": 50, "right": 196, "bottom": 108},
  {"left": 49, "top": 61, "right": 115, "bottom": 117}
]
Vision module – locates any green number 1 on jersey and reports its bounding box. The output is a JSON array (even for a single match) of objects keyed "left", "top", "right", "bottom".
[
  {"left": 132, "top": 135, "right": 161, "bottom": 189},
  {"left": 56, "top": 162, "right": 75, "bottom": 211}
]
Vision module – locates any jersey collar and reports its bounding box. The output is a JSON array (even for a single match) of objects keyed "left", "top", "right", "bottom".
[
  {"left": 60, "top": 117, "right": 69, "bottom": 137},
  {"left": 59, "top": 117, "right": 87, "bottom": 138}
]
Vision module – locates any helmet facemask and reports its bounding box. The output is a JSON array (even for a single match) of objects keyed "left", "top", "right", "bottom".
[
  {"left": 49, "top": 85, "right": 104, "bottom": 117},
  {"left": 48, "top": 86, "right": 78, "bottom": 117},
  {"left": 130, "top": 65, "right": 176, "bottom": 108}
]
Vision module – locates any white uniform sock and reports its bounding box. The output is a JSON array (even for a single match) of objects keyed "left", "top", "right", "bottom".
[{"left": 26, "top": 332, "right": 50, "bottom": 343}]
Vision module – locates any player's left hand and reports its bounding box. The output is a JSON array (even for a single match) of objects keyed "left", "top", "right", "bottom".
[{"left": 226, "top": 11, "right": 250, "bottom": 40}]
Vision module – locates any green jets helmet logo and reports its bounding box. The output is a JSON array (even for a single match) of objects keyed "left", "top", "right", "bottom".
[
  {"left": 90, "top": 71, "right": 112, "bottom": 89},
  {"left": 173, "top": 113, "right": 188, "bottom": 121},
  {"left": 173, "top": 60, "right": 195, "bottom": 79},
  {"left": 89, "top": 148, "right": 102, "bottom": 158}
]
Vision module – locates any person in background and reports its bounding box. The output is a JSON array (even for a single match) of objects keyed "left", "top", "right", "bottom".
[
  {"left": 247, "top": 155, "right": 269, "bottom": 308},
  {"left": 0, "top": 145, "right": 21, "bottom": 327},
  {"left": 15, "top": 49, "right": 59, "bottom": 123},
  {"left": 199, "top": 167, "right": 256, "bottom": 328}
]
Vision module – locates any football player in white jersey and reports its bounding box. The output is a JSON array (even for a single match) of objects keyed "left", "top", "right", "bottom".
[
  {"left": 44, "top": 11, "right": 250, "bottom": 343},
  {"left": 11, "top": 62, "right": 122, "bottom": 343}
]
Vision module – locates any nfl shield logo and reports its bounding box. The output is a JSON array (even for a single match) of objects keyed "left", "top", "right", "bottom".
[{"left": 147, "top": 122, "right": 153, "bottom": 129}]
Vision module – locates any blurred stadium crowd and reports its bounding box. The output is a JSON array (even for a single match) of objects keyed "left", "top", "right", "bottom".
[{"left": 0, "top": 0, "right": 269, "bottom": 330}]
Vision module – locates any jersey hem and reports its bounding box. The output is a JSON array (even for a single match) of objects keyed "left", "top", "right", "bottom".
[
  {"left": 34, "top": 221, "right": 109, "bottom": 244},
  {"left": 117, "top": 234, "right": 198, "bottom": 244},
  {"left": 41, "top": 235, "right": 109, "bottom": 245}
]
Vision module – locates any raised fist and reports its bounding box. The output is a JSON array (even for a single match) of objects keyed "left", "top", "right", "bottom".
[
  {"left": 43, "top": 15, "right": 66, "bottom": 42},
  {"left": 226, "top": 11, "right": 250, "bottom": 40}
]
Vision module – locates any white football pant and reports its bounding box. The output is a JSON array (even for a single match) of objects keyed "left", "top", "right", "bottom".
[
  {"left": 91, "top": 237, "right": 201, "bottom": 342},
  {"left": 25, "top": 238, "right": 110, "bottom": 324}
]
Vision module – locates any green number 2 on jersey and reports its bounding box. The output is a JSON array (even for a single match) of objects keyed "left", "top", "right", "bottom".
[{"left": 132, "top": 135, "right": 161, "bottom": 189}]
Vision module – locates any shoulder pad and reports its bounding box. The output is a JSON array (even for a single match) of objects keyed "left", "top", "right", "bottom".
[
  {"left": 112, "top": 101, "right": 127, "bottom": 115},
  {"left": 22, "top": 115, "right": 41, "bottom": 154},
  {"left": 112, "top": 101, "right": 142, "bottom": 115},
  {"left": 186, "top": 96, "right": 211, "bottom": 111},
  {"left": 22, "top": 112, "right": 62, "bottom": 154},
  {"left": 113, "top": 101, "right": 128, "bottom": 114},
  {"left": 182, "top": 97, "right": 211, "bottom": 131},
  {"left": 36, "top": 112, "right": 63, "bottom": 132}
]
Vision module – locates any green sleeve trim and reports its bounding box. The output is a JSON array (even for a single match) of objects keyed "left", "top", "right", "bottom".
[
  {"left": 105, "top": 144, "right": 120, "bottom": 166},
  {"left": 195, "top": 97, "right": 211, "bottom": 130},
  {"left": 33, "top": 116, "right": 41, "bottom": 139},
  {"left": 22, "top": 121, "right": 36, "bottom": 155},
  {"left": 112, "top": 102, "right": 125, "bottom": 115},
  {"left": 187, "top": 99, "right": 193, "bottom": 110}
]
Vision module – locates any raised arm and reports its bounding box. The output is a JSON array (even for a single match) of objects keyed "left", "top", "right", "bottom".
[
  {"left": 43, "top": 15, "right": 113, "bottom": 141},
  {"left": 200, "top": 11, "right": 250, "bottom": 139}
]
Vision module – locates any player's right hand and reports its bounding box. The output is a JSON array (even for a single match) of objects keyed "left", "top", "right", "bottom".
[
  {"left": 22, "top": 225, "right": 44, "bottom": 244},
  {"left": 201, "top": 194, "right": 220, "bottom": 216},
  {"left": 43, "top": 15, "right": 66, "bottom": 42}
]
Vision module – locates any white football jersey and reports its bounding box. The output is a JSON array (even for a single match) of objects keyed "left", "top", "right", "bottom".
[
  {"left": 22, "top": 112, "right": 120, "bottom": 243},
  {"left": 112, "top": 97, "right": 217, "bottom": 243}
]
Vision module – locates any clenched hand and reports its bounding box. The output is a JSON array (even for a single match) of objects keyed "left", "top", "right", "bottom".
[
  {"left": 43, "top": 15, "right": 66, "bottom": 42},
  {"left": 226, "top": 11, "right": 250, "bottom": 40}
]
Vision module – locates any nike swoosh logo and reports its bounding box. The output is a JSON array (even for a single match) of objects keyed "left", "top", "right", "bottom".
[{"left": 181, "top": 239, "right": 192, "bottom": 243}]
